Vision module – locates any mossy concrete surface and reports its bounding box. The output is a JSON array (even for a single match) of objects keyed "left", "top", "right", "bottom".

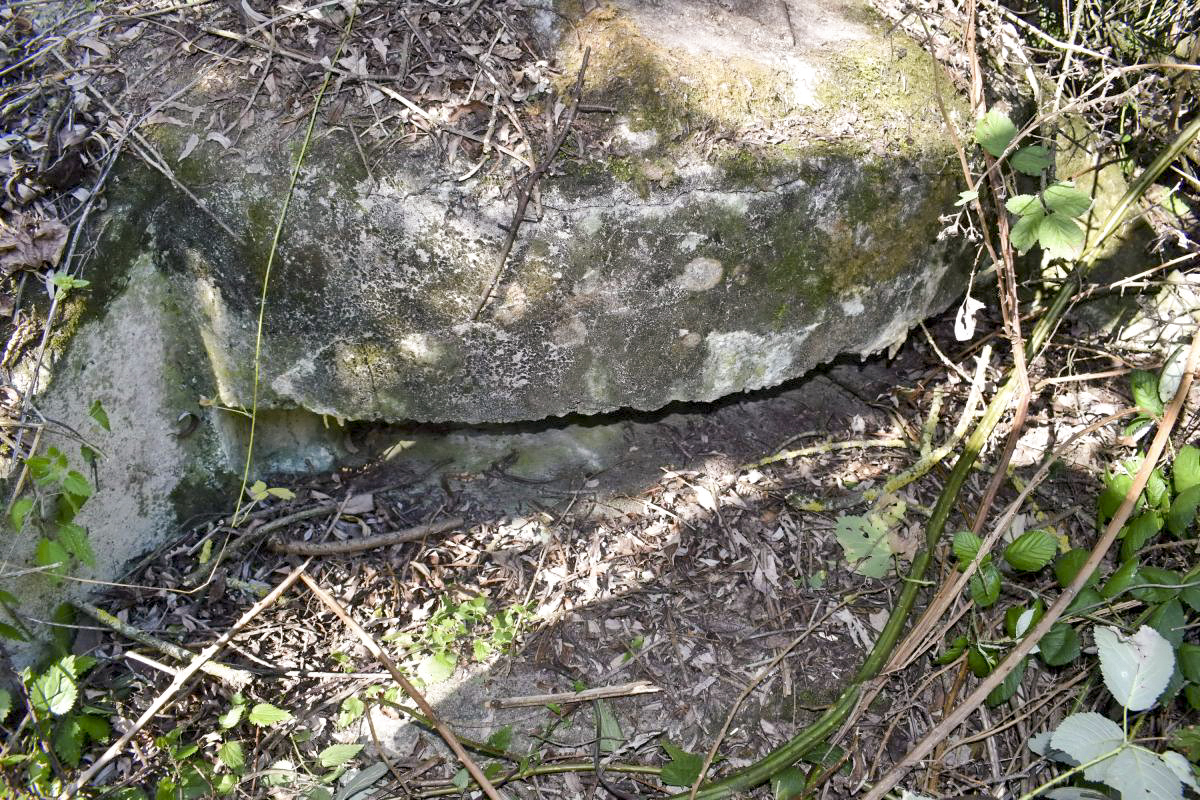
[{"left": 74, "top": 0, "right": 974, "bottom": 427}]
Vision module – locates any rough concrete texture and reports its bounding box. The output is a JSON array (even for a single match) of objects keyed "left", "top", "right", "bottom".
[{"left": 111, "top": 0, "right": 972, "bottom": 425}]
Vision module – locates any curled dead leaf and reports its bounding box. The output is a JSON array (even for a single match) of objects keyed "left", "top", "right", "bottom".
[{"left": 0, "top": 214, "right": 70, "bottom": 276}]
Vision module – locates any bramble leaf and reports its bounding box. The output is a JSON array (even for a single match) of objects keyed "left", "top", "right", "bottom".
[
  {"left": 1011, "top": 145, "right": 1051, "bottom": 176},
  {"left": 975, "top": 110, "right": 1017, "bottom": 157}
]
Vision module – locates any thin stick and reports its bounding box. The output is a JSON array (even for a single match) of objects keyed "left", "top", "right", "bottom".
[
  {"left": 742, "top": 437, "right": 907, "bottom": 470},
  {"left": 183, "top": 503, "right": 338, "bottom": 588},
  {"left": 75, "top": 601, "right": 253, "bottom": 688},
  {"left": 487, "top": 680, "right": 660, "bottom": 710},
  {"left": 64, "top": 560, "right": 310, "bottom": 798},
  {"left": 471, "top": 48, "right": 590, "bottom": 320},
  {"left": 863, "top": 325, "right": 1200, "bottom": 800},
  {"left": 269, "top": 516, "right": 463, "bottom": 555},
  {"left": 300, "top": 572, "right": 506, "bottom": 800}
]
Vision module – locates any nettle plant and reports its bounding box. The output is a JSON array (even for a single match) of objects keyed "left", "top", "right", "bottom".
[
  {"left": 958, "top": 109, "right": 1094, "bottom": 260},
  {"left": 936, "top": 361, "right": 1200, "bottom": 795}
]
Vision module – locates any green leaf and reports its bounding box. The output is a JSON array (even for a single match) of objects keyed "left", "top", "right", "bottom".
[
  {"left": 1159, "top": 345, "right": 1188, "bottom": 405},
  {"left": 248, "top": 703, "right": 292, "bottom": 727},
  {"left": 954, "top": 189, "right": 978, "bottom": 207},
  {"left": 1147, "top": 598, "right": 1185, "bottom": 648},
  {"left": 0, "top": 622, "right": 25, "bottom": 642},
  {"left": 660, "top": 740, "right": 705, "bottom": 786},
  {"left": 986, "top": 655, "right": 1027, "bottom": 706},
  {"left": 1179, "top": 643, "right": 1200, "bottom": 683},
  {"left": 1049, "top": 712, "right": 1124, "bottom": 782},
  {"left": 1005, "top": 194, "right": 1042, "bottom": 216},
  {"left": 57, "top": 523, "right": 95, "bottom": 567},
  {"left": 54, "top": 716, "right": 84, "bottom": 767},
  {"left": 318, "top": 743, "right": 362, "bottom": 769},
  {"left": 770, "top": 766, "right": 807, "bottom": 800},
  {"left": 1133, "top": 565, "right": 1181, "bottom": 604},
  {"left": 29, "top": 660, "right": 77, "bottom": 716},
  {"left": 218, "top": 740, "right": 245, "bottom": 771},
  {"left": 0, "top": 690, "right": 9, "bottom": 722},
  {"left": 951, "top": 531, "right": 982, "bottom": 568},
  {"left": 968, "top": 561, "right": 1001, "bottom": 607},
  {"left": 1054, "top": 549, "right": 1097, "bottom": 589},
  {"left": 1130, "top": 370, "right": 1165, "bottom": 416},
  {"left": 416, "top": 651, "right": 456, "bottom": 685},
  {"left": 51, "top": 274, "right": 90, "bottom": 291},
  {"left": 1004, "top": 529, "right": 1058, "bottom": 571},
  {"left": 1167, "top": 485, "right": 1200, "bottom": 537},
  {"left": 1041, "top": 183, "right": 1091, "bottom": 217},
  {"left": 336, "top": 696, "right": 365, "bottom": 729},
  {"left": 974, "top": 110, "right": 1017, "bottom": 157},
  {"left": 486, "top": 725, "right": 513, "bottom": 752},
  {"left": 1182, "top": 566, "right": 1200, "bottom": 613},
  {"left": 935, "top": 635, "right": 968, "bottom": 665},
  {"left": 834, "top": 513, "right": 894, "bottom": 578},
  {"left": 1036, "top": 213, "right": 1084, "bottom": 258},
  {"left": 1066, "top": 587, "right": 1105, "bottom": 617},
  {"left": 1009, "top": 212, "right": 1042, "bottom": 252},
  {"left": 1161, "top": 751, "right": 1200, "bottom": 793},
  {"left": 1103, "top": 745, "right": 1183, "bottom": 800},
  {"left": 596, "top": 700, "right": 623, "bottom": 754},
  {"left": 34, "top": 537, "right": 68, "bottom": 583},
  {"left": 1102, "top": 559, "right": 1141, "bottom": 599},
  {"left": 76, "top": 713, "right": 109, "bottom": 742},
  {"left": 451, "top": 769, "right": 469, "bottom": 791},
  {"left": 88, "top": 399, "right": 110, "bottom": 431},
  {"left": 248, "top": 480, "right": 268, "bottom": 501},
  {"left": 1169, "top": 726, "right": 1200, "bottom": 761},
  {"left": 1120, "top": 512, "right": 1163, "bottom": 561},
  {"left": 1011, "top": 145, "right": 1051, "bottom": 176},
  {"left": 1094, "top": 625, "right": 1174, "bottom": 711},
  {"left": 1174, "top": 445, "right": 1200, "bottom": 494},
  {"left": 9, "top": 497, "right": 33, "bottom": 531},
  {"left": 967, "top": 645, "right": 994, "bottom": 678},
  {"left": 218, "top": 703, "right": 244, "bottom": 730},
  {"left": 1038, "top": 623, "right": 1080, "bottom": 666},
  {"left": 61, "top": 471, "right": 91, "bottom": 499}
]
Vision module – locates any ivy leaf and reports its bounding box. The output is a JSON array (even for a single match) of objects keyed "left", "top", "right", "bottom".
[
  {"left": 1011, "top": 145, "right": 1051, "bottom": 176},
  {"left": 975, "top": 110, "right": 1017, "bottom": 157},
  {"left": 660, "top": 740, "right": 705, "bottom": 787},
  {"left": 1005, "top": 194, "right": 1042, "bottom": 216},
  {"left": 88, "top": 399, "right": 110, "bottom": 432},
  {"left": 1004, "top": 529, "right": 1058, "bottom": 571},
  {"left": 1038, "top": 623, "right": 1080, "bottom": 666},
  {"left": 1049, "top": 712, "right": 1125, "bottom": 781},
  {"left": 218, "top": 740, "right": 245, "bottom": 771},
  {"left": 1037, "top": 213, "right": 1084, "bottom": 258},
  {"left": 835, "top": 513, "right": 894, "bottom": 578},
  {"left": 1094, "top": 625, "right": 1174, "bottom": 711},
  {"left": 248, "top": 703, "right": 292, "bottom": 728},
  {"left": 1174, "top": 445, "right": 1200, "bottom": 494},
  {"left": 1009, "top": 212, "right": 1042, "bottom": 252},
  {"left": 1041, "top": 183, "right": 1092, "bottom": 217},
  {"left": 1130, "top": 370, "right": 1165, "bottom": 416},
  {"left": 77, "top": 714, "right": 109, "bottom": 743},
  {"left": 318, "top": 743, "right": 363, "bottom": 769},
  {"left": 968, "top": 561, "right": 1001, "bottom": 607}
]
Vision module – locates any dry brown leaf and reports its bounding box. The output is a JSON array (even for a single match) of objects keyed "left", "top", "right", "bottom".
[{"left": 0, "top": 214, "right": 69, "bottom": 275}]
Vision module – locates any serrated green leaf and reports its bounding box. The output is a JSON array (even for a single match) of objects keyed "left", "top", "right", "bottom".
[
  {"left": 1168, "top": 485, "right": 1200, "bottom": 536},
  {"left": 1103, "top": 745, "right": 1182, "bottom": 800},
  {"left": 218, "top": 703, "right": 244, "bottom": 729},
  {"left": 986, "top": 655, "right": 1027, "bottom": 706},
  {"left": 1042, "top": 183, "right": 1092, "bottom": 217},
  {"left": 218, "top": 740, "right": 245, "bottom": 771},
  {"left": 1009, "top": 212, "right": 1042, "bottom": 252},
  {"left": 451, "top": 769, "right": 470, "bottom": 791},
  {"left": 57, "top": 522, "right": 95, "bottom": 567},
  {"left": 486, "top": 725, "right": 513, "bottom": 752},
  {"left": 951, "top": 531, "right": 982, "bottom": 568},
  {"left": 660, "top": 740, "right": 705, "bottom": 787},
  {"left": 1148, "top": 598, "right": 1186, "bottom": 648},
  {"left": 54, "top": 716, "right": 84, "bottom": 767},
  {"left": 1038, "top": 623, "right": 1081, "bottom": 666},
  {"left": 1005, "top": 194, "right": 1042, "bottom": 216},
  {"left": 969, "top": 561, "right": 1001, "bottom": 607},
  {"left": 1055, "top": 549, "right": 1097, "bottom": 589},
  {"left": 1130, "top": 370, "right": 1165, "bottom": 416},
  {"left": 9, "top": 497, "right": 33, "bottom": 531},
  {"left": 935, "top": 635, "right": 968, "bottom": 665},
  {"left": 318, "top": 743, "right": 362, "bottom": 769},
  {"left": 34, "top": 537, "right": 69, "bottom": 580},
  {"left": 416, "top": 651, "right": 456, "bottom": 684},
  {"left": 1120, "top": 512, "right": 1164, "bottom": 561},
  {"left": 1170, "top": 726, "right": 1200, "bottom": 761},
  {"left": 61, "top": 470, "right": 92, "bottom": 499},
  {"left": 835, "top": 513, "right": 894, "bottom": 578},
  {"left": 1174, "top": 445, "right": 1200, "bottom": 494},
  {"left": 1103, "top": 559, "right": 1141, "bottom": 599},
  {"left": 29, "top": 661, "right": 76, "bottom": 715},
  {"left": 1011, "top": 145, "right": 1051, "bottom": 176},
  {"left": 1004, "top": 529, "right": 1058, "bottom": 571},
  {"left": 1049, "top": 712, "right": 1124, "bottom": 781},
  {"left": 771, "top": 766, "right": 806, "bottom": 800},
  {"left": 336, "top": 696, "right": 365, "bottom": 729},
  {"left": 975, "top": 110, "right": 1017, "bottom": 157},
  {"left": 248, "top": 703, "right": 292, "bottom": 727},
  {"left": 954, "top": 189, "right": 978, "bottom": 207},
  {"left": 1095, "top": 625, "right": 1174, "bottom": 711},
  {"left": 1037, "top": 213, "right": 1084, "bottom": 258}
]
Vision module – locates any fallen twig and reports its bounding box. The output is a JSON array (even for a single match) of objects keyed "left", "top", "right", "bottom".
[
  {"left": 64, "top": 560, "right": 310, "bottom": 798},
  {"left": 300, "top": 572, "right": 506, "bottom": 800},
  {"left": 487, "top": 680, "right": 660, "bottom": 710},
  {"left": 75, "top": 600, "right": 253, "bottom": 688},
  {"left": 183, "top": 503, "right": 337, "bottom": 588},
  {"left": 269, "top": 516, "right": 463, "bottom": 556}
]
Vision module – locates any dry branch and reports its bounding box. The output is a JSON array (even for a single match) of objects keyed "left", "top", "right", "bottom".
[
  {"left": 486, "top": 680, "right": 660, "bottom": 710},
  {"left": 269, "top": 516, "right": 463, "bottom": 555}
]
